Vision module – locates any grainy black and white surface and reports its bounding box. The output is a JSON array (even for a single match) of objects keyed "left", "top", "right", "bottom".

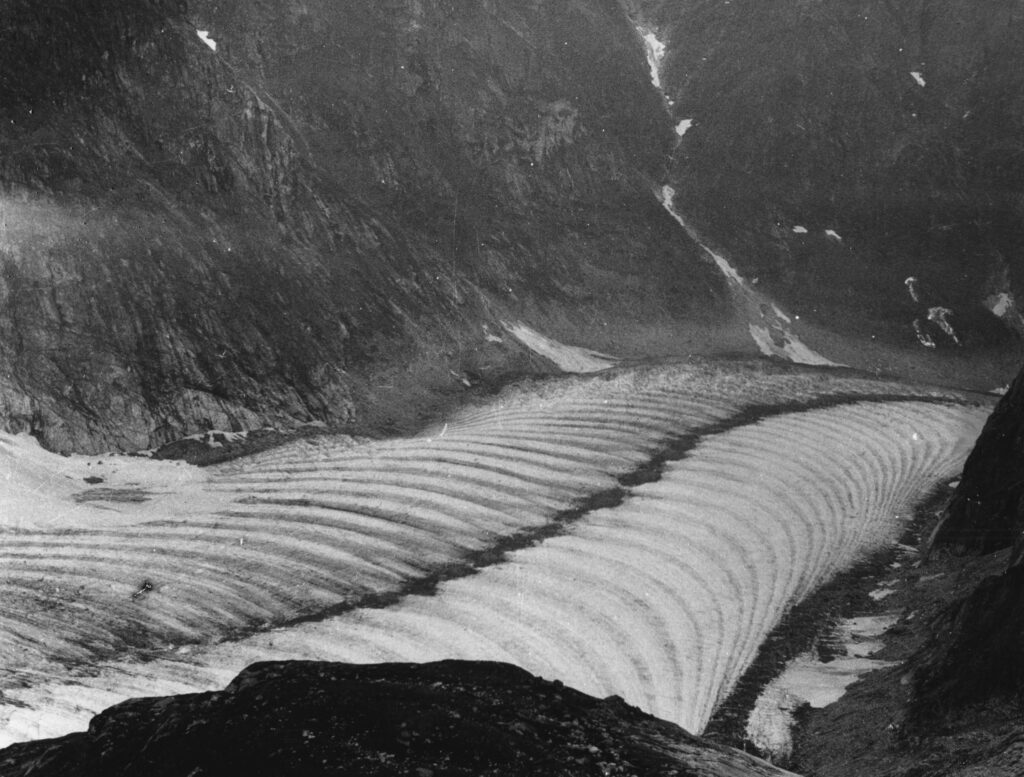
[{"left": 3, "top": 2, "right": 1024, "bottom": 775}]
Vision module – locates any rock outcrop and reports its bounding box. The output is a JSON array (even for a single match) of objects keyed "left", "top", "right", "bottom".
[
  {"left": 930, "top": 368, "right": 1024, "bottom": 556},
  {"left": 0, "top": 660, "right": 793, "bottom": 777},
  {"left": 912, "top": 564, "right": 1024, "bottom": 716},
  {"left": 913, "top": 361, "right": 1024, "bottom": 718}
]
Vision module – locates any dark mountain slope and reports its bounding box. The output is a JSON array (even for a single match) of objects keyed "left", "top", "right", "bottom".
[
  {"left": 0, "top": 0, "right": 725, "bottom": 453},
  {"left": 633, "top": 0, "right": 1024, "bottom": 350}
]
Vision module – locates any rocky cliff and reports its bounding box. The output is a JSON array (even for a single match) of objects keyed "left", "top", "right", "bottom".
[
  {"left": 0, "top": 0, "right": 726, "bottom": 453},
  {"left": 913, "top": 360, "right": 1024, "bottom": 719},
  {"left": 0, "top": 660, "right": 792, "bottom": 777}
]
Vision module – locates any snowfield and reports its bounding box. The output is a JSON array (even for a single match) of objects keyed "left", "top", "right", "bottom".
[{"left": 0, "top": 362, "right": 989, "bottom": 745}]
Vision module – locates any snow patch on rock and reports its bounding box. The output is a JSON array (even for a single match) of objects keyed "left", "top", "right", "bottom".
[
  {"left": 988, "top": 291, "right": 1013, "bottom": 318},
  {"left": 913, "top": 319, "right": 936, "bottom": 348},
  {"left": 771, "top": 304, "right": 792, "bottom": 325},
  {"left": 639, "top": 30, "right": 667, "bottom": 89},
  {"left": 502, "top": 321, "right": 619, "bottom": 373},
  {"left": 984, "top": 291, "right": 1024, "bottom": 336},
  {"left": 196, "top": 30, "right": 217, "bottom": 52},
  {"left": 927, "top": 306, "right": 961, "bottom": 345},
  {"left": 905, "top": 276, "right": 920, "bottom": 303},
  {"left": 747, "top": 614, "right": 900, "bottom": 761},
  {"left": 180, "top": 430, "right": 248, "bottom": 449},
  {"left": 657, "top": 185, "right": 839, "bottom": 367},
  {"left": 657, "top": 186, "right": 742, "bottom": 284},
  {"left": 749, "top": 325, "right": 837, "bottom": 367}
]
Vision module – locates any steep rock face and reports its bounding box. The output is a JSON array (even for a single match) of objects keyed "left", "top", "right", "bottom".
[
  {"left": 0, "top": 660, "right": 793, "bottom": 777},
  {"left": 914, "top": 360, "right": 1024, "bottom": 718},
  {"left": 0, "top": 0, "right": 723, "bottom": 453},
  {"left": 931, "top": 366, "right": 1024, "bottom": 556},
  {"left": 633, "top": 0, "right": 1024, "bottom": 349},
  {"left": 912, "top": 564, "right": 1024, "bottom": 717}
]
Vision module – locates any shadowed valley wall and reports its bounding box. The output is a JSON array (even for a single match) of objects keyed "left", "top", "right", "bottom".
[
  {"left": 631, "top": 0, "right": 1024, "bottom": 350},
  {"left": 0, "top": 0, "right": 725, "bottom": 453},
  {"left": 915, "top": 360, "right": 1024, "bottom": 717}
]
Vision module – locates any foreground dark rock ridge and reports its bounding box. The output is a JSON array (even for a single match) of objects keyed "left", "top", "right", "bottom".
[{"left": 0, "top": 660, "right": 792, "bottom": 777}]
